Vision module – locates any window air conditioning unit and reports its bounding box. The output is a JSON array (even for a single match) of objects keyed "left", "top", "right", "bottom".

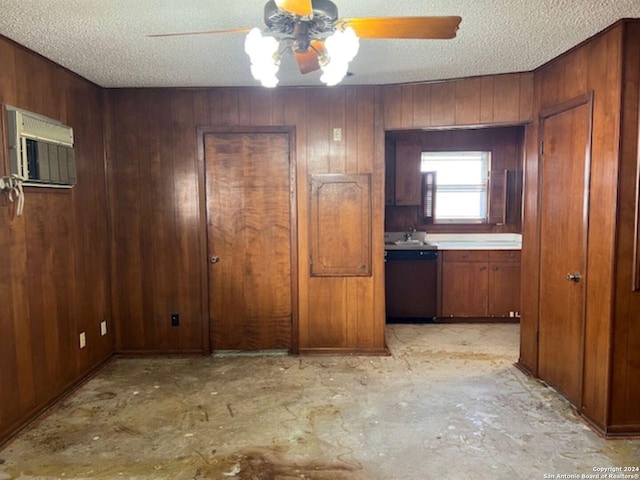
[{"left": 6, "top": 106, "right": 76, "bottom": 188}]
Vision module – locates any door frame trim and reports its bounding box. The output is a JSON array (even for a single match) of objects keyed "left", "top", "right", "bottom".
[
  {"left": 196, "top": 126, "right": 299, "bottom": 353},
  {"left": 537, "top": 91, "right": 594, "bottom": 409}
]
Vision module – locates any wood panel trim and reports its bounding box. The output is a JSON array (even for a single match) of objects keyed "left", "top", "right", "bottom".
[
  {"left": 309, "top": 173, "right": 372, "bottom": 277},
  {"left": 0, "top": 354, "right": 113, "bottom": 447},
  {"left": 298, "top": 347, "right": 390, "bottom": 356},
  {"left": 537, "top": 90, "right": 594, "bottom": 411},
  {"left": 538, "top": 91, "right": 594, "bottom": 122},
  {"left": 196, "top": 125, "right": 299, "bottom": 353},
  {"left": 635, "top": 137, "right": 640, "bottom": 290}
]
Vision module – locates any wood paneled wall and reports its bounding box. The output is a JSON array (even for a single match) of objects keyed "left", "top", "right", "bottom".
[
  {"left": 107, "top": 73, "right": 533, "bottom": 355},
  {"left": 385, "top": 127, "right": 524, "bottom": 233},
  {"left": 0, "top": 37, "right": 111, "bottom": 442},
  {"left": 519, "top": 22, "right": 631, "bottom": 432},
  {"left": 610, "top": 21, "right": 640, "bottom": 434},
  {"left": 107, "top": 86, "right": 386, "bottom": 354},
  {"left": 382, "top": 72, "right": 533, "bottom": 130}
]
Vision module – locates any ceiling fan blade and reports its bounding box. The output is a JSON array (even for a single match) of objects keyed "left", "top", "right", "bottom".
[
  {"left": 294, "top": 41, "right": 324, "bottom": 74},
  {"left": 337, "top": 16, "right": 462, "bottom": 39},
  {"left": 147, "top": 27, "right": 251, "bottom": 38},
  {"left": 274, "top": 0, "right": 314, "bottom": 17}
]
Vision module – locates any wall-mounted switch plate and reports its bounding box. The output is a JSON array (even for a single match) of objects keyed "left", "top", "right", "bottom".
[
  {"left": 100, "top": 321, "right": 107, "bottom": 336},
  {"left": 333, "top": 128, "right": 342, "bottom": 141},
  {"left": 79, "top": 332, "right": 87, "bottom": 349}
]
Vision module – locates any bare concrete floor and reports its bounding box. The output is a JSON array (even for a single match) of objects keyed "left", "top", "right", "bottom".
[{"left": 1, "top": 324, "right": 638, "bottom": 480}]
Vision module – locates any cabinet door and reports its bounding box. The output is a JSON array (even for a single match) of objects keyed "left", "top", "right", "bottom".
[
  {"left": 394, "top": 142, "right": 422, "bottom": 206},
  {"left": 309, "top": 174, "right": 371, "bottom": 276},
  {"left": 441, "top": 262, "right": 489, "bottom": 317},
  {"left": 488, "top": 262, "right": 521, "bottom": 316},
  {"left": 385, "top": 139, "right": 396, "bottom": 205}
]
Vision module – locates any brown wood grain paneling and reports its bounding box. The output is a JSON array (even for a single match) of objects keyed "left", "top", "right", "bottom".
[
  {"left": 381, "top": 72, "right": 533, "bottom": 130},
  {"left": 107, "top": 85, "right": 385, "bottom": 356},
  {"left": 611, "top": 22, "right": 640, "bottom": 431},
  {"left": 519, "top": 73, "right": 534, "bottom": 122},
  {"left": 0, "top": 38, "right": 17, "bottom": 107},
  {"left": 580, "top": 27, "right": 622, "bottom": 429},
  {"left": 400, "top": 84, "right": 415, "bottom": 128},
  {"left": 522, "top": 21, "right": 640, "bottom": 434},
  {"left": 383, "top": 84, "right": 403, "bottom": 129},
  {"left": 412, "top": 83, "right": 431, "bottom": 127},
  {"left": 430, "top": 81, "right": 456, "bottom": 126},
  {"left": 455, "top": 78, "right": 482, "bottom": 125},
  {"left": 109, "top": 90, "right": 204, "bottom": 353},
  {"left": 493, "top": 74, "right": 521, "bottom": 123},
  {"left": 480, "top": 76, "right": 495, "bottom": 124},
  {"left": 0, "top": 39, "right": 110, "bottom": 443},
  {"left": 518, "top": 124, "right": 539, "bottom": 375}
]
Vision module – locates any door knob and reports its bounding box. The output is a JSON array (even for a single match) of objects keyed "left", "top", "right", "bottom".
[
  {"left": 566, "top": 272, "right": 582, "bottom": 283},
  {"left": 210, "top": 255, "right": 220, "bottom": 264}
]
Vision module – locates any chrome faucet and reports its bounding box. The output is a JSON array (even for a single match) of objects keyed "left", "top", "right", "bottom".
[{"left": 404, "top": 226, "right": 416, "bottom": 241}]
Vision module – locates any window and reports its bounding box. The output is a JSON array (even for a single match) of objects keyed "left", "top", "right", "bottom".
[{"left": 421, "top": 151, "right": 491, "bottom": 223}]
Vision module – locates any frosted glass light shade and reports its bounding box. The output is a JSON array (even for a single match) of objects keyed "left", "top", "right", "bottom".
[
  {"left": 245, "top": 28, "right": 280, "bottom": 88},
  {"left": 320, "top": 27, "right": 359, "bottom": 86}
]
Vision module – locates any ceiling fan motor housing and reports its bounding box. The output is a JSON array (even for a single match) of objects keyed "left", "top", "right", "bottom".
[{"left": 264, "top": 0, "right": 339, "bottom": 39}]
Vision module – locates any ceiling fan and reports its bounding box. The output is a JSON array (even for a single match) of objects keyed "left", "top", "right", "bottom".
[{"left": 150, "top": 0, "right": 462, "bottom": 87}]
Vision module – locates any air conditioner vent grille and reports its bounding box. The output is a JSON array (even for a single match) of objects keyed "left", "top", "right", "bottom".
[{"left": 20, "top": 113, "right": 74, "bottom": 146}]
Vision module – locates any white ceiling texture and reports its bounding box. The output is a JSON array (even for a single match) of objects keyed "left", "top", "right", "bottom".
[{"left": 0, "top": 0, "right": 639, "bottom": 88}]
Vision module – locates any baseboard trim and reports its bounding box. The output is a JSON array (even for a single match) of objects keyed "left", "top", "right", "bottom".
[
  {"left": 0, "top": 354, "right": 114, "bottom": 448},
  {"left": 435, "top": 317, "right": 520, "bottom": 324},
  {"left": 514, "top": 360, "right": 534, "bottom": 376},
  {"left": 298, "top": 347, "right": 391, "bottom": 356},
  {"left": 114, "top": 349, "right": 207, "bottom": 356}
]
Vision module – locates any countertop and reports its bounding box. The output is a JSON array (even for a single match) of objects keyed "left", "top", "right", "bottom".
[{"left": 384, "top": 233, "right": 522, "bottom": 251}]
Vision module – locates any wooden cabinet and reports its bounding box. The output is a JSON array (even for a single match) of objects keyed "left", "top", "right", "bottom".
[
  {"left": 441, "top": 250, "right": 489, "bottom": 316},
  {"left": 440, "top": 250, "right": 520, "bottom": 318},
  {"left": 394, "top": 142, "right": 422, "bottom": 206},
  {"left": 309, "top": 174, "right": 371, "bottom": 276},
  {"left": 487, "top": 251, "right": 521, "bottom": 316},
  {"left": 385, "top": 138, "right": 396, "bottom": 205}
]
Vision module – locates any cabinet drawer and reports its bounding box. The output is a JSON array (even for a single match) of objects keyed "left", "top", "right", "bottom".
[
  {"left": 489, "top": 250, "right": 521, "bottom": 263},
  {"left": 443, "top": 250, "right": 489, "bottom": 262}
]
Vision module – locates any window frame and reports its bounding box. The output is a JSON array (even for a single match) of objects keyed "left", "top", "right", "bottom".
[{"left": 420, "top": 150, "right": 492, "bottom": 224}]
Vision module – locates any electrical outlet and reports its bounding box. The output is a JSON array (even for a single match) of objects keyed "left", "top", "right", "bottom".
[
  {"left": 171, "top": 313, "right": 180, "bottom": 327},
  {"left": 333, "top": 128, "right": 342, "bottom": 141},
  {"left": 100, "top": 321, "right": 107, "bottom": 336},
  {"left": 79, "top": 332, "right": 87, "bottom": 349}
]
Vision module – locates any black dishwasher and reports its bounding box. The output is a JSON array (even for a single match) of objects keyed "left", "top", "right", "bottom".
[{"left": 384, "top": 249, "right": 439, "bottom": 321}]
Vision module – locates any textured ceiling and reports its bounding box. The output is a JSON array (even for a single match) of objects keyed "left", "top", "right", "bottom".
[{"left": 0, "top": 0, "right": 639, "bottom": 88}]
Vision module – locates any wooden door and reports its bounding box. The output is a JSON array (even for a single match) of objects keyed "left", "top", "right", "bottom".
[
  {"left": 538, "top": 95, "right": 592, "bottom": 407},
  {"left": 204, "top": 131, "right": 294, "bottom": 351}
]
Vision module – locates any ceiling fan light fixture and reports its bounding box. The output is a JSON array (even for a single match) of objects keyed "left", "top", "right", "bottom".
[
  {"left": 245, "top": 28, "right": 281, "bottom": 87},
  {"left": 319, "top": 26, "right": 359, "bottom": 86}
]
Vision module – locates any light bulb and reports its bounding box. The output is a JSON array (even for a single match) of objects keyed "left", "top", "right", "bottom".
[
  {"left": 320, "top": 26, "right": 359, "bottom": 86},
  {"left": 245, "top": 28, "right": 280, "bottom": 87}
]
